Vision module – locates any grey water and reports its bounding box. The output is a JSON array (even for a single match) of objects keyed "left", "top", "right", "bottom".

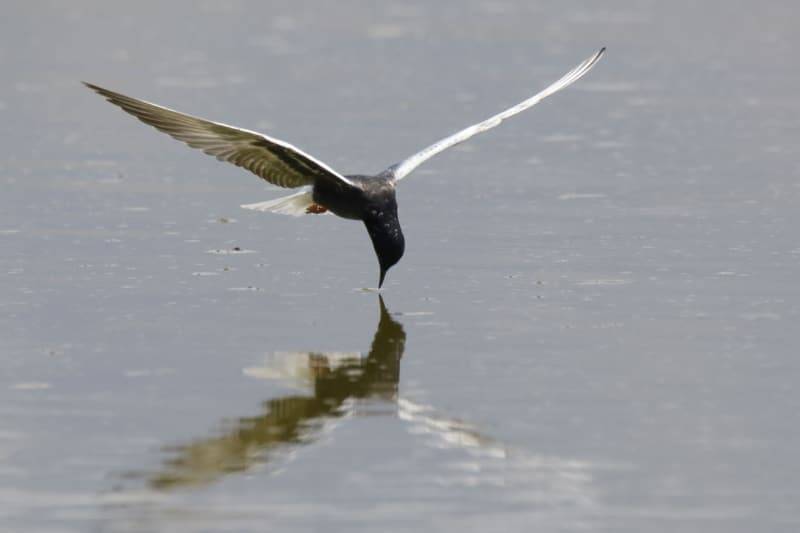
[{"left": 1, "top": 1, "right": 799, "bottom": 532}]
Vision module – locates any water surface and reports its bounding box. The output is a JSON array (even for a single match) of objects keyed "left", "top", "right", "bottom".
[{"left": 1, "top": 1, "right": 799, "bottom": 532}]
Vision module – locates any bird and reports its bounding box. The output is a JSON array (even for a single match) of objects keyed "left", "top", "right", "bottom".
[{"left": 84, "top": 48, "right": 605, "bottom": 288}]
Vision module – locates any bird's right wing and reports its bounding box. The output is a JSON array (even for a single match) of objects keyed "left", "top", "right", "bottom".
[
  {"left": 389, "top": 48, "right": 605, "bottom": 182},
  {"left": 84, "top": 83, "right": 355, "bottom": 189}
]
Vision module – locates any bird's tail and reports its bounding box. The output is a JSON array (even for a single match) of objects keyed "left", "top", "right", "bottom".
[{"left": 240, "top": 190, "right": 322, "bottom": 216}]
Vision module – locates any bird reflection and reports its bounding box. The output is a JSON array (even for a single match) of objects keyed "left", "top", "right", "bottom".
[
  {"left": 143, "top": 297, "right": 597, "bottom": 507},
  {"left": 149, "top": 296, "right": 405, "bottom": 490}
]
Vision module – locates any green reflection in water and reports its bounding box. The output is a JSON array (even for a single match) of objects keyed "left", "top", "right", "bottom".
[{"left": 149, "top": 296, "right": 404, "bottom": 490}]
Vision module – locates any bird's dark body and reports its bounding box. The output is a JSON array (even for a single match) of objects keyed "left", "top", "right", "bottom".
[{"left": 312, "top": 171, "right": 405, "bottom": 287}]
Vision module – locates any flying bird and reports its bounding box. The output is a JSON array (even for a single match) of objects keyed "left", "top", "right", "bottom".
[{"left": 84, "top": 48, "right": 605, "bottom": 287}]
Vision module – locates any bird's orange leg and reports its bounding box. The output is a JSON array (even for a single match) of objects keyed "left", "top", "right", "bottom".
[{"left": 305, "top": 203, "right": 328, "bottom": 214}]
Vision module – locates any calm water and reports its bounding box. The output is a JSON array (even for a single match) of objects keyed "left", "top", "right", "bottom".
[{"left": 2, "top": 1, "right": 799, "bottom": 532}]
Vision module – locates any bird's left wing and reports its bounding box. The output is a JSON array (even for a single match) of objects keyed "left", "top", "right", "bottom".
[
  {"left": 389, "top": 48, "right": 605, "bottom": 182},
  {"left": 84, "top": 83, "right": 354, "bottom": 189}
]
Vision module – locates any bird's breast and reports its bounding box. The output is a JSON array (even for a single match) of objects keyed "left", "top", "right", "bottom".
[{"left": 312, "top": 180, "right": 366, "bottom": 220}]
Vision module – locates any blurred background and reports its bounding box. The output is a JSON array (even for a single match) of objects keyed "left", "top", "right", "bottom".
[{"left": 1, "top": 1, "right": 798, "bottom": 532}]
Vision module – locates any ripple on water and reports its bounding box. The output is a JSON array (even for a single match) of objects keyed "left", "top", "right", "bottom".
[{"left": 205, "top": 248, "right": 256, "bottom": 255}]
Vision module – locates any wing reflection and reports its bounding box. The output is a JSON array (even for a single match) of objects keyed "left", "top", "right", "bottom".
[{"left": 149, "top": 296, "right": 405, "bottom": 490}]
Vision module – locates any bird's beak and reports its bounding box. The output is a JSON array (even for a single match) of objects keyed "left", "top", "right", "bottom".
[{"left": 378, "top": 268, "right": 387, "bottom": 289}]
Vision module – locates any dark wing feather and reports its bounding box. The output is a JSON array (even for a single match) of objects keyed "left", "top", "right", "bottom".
[{"left": 84, "top": 83, "right": 353, "bottom": 189}]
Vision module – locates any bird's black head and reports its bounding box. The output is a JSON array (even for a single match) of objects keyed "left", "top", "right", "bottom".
[
  {"left": 378, "top": 234, "right": 404, "bottom": 288},
  {"left": 365, "top": 218, "right": 404, "bottom": 288},
  {"left": 363, "top": 192, "right": 405, "bottom": 288}
]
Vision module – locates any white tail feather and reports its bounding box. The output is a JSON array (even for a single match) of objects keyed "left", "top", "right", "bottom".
[{"left": 240, "top": 190, "right": 318, "bottom": 216}]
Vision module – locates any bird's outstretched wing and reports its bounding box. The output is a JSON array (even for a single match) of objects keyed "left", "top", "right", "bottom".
[
  {"left": 83, "top": 83, "right": 354, "bottom": 189},
  {"left": 389, "top": 48, "right": 605, "bottom": 182}
]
